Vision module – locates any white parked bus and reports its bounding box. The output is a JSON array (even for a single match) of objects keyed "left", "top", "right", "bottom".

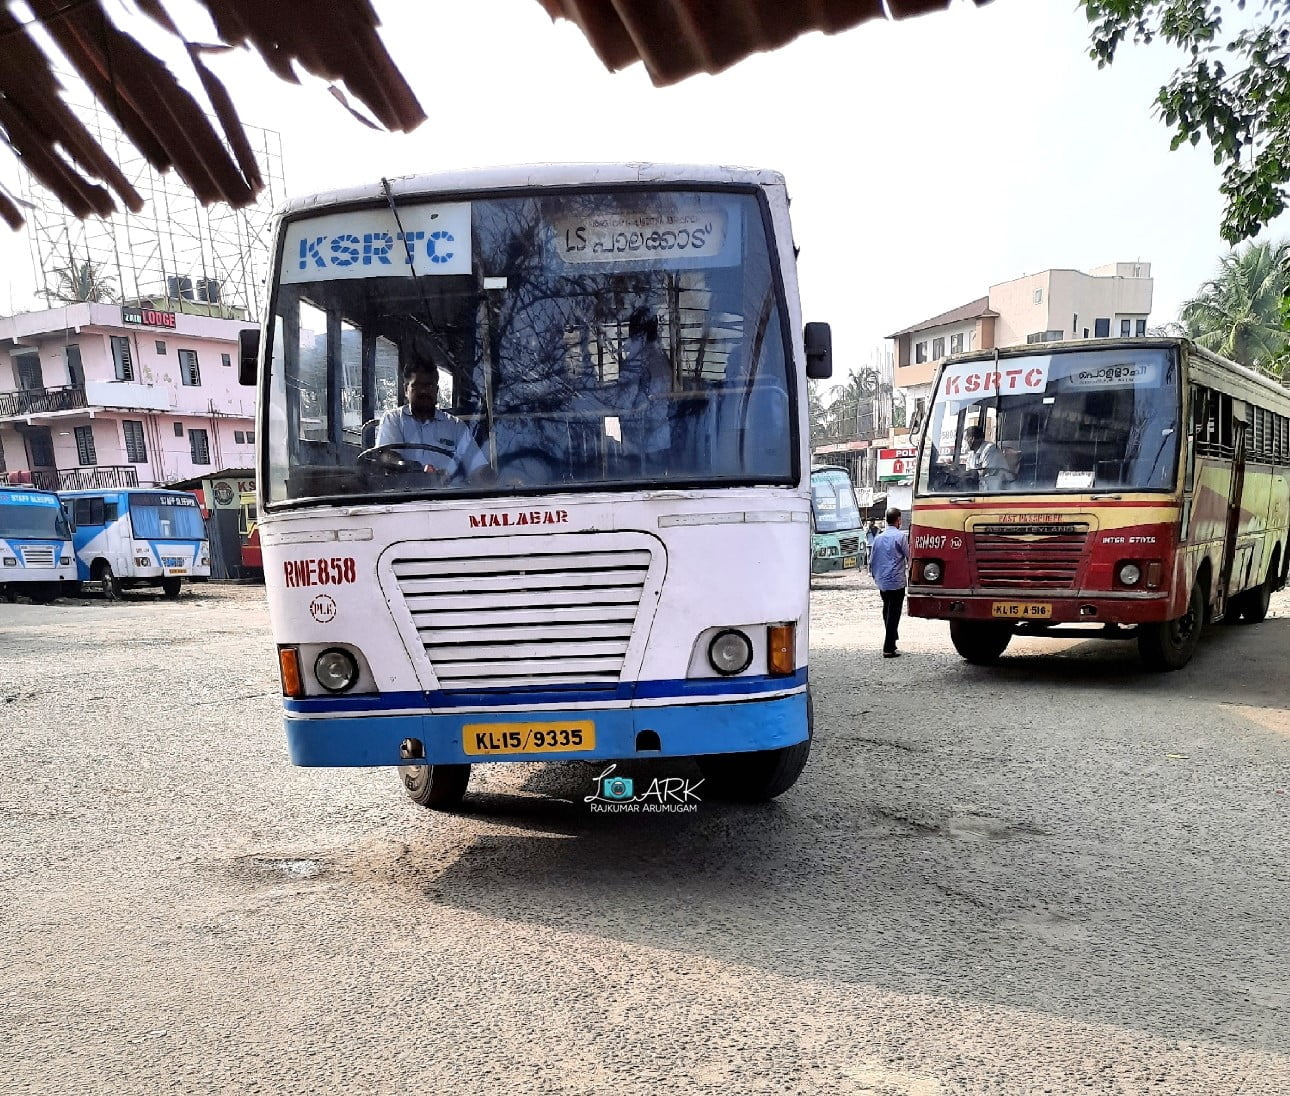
[
  {"left": 0, "top": 486, "right": 76, "bottom": 603},
  {"left": 241, "top": 164, "right": 832, "bottom": 807},
  {"left": 62, "top": 488, "right": 211, "bottom": 599}
]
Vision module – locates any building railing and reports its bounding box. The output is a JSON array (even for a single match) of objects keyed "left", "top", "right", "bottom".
[
  {"left": 0, "top": 385, "right": 88, "bottom": 418},
  {"left": 29, "top": 466, "right": 140, "bottom": 491}
]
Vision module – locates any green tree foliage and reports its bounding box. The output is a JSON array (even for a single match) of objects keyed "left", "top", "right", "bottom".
[
  {"left": 1082, "top": 0, "right": 1290, "bottom": 243},
  {"left": 44, "top": 259, "right": 118, "bottom": 303},
  {"left": 1180, "top": 238, "right": 1290, "bottom": 375}
]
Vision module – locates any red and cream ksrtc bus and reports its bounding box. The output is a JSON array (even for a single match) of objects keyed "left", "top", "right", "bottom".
[{"left": 908, "top": 338, "right": 1289, "bottom": 670}]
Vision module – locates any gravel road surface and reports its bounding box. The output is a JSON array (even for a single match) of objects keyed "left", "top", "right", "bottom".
[{"left": 1, "top": 577, "right": 1287, "bottom": 1095}]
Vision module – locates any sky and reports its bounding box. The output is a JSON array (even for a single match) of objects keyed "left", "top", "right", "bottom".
[{"left": 1, "top": 0, "right": 1285, "bottom": 391}]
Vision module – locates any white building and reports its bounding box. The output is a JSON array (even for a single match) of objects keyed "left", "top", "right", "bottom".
[
  {"left": 0, "top": 302, "right": 256, "bottom": 491},
  {"left": 888, "top": 262, "right": 1155, "bottom": 429}
]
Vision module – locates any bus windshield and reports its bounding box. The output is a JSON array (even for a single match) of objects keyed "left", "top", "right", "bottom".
[
  {"left": 0, "top": 497, "right": 66, "bottom": 538},
  {"left": 811, "top": 469, "right": 861, "bottom": 532},
  {"left": 265, "top": 188, "right": 795, "bottom": 504},
  {"left": 918, "top": 345, "right": 1180, "bottom": 495},
  {"left": 127, "top": 493, "right": 206, "bottom": 539}
]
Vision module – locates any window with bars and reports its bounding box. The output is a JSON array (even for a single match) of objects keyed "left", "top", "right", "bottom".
[
  {"left": 123, "top": 420, "right": 148, "bottom": 463},
  {"left": 931, "top": 336, "right": 945, "bottom": 359},
  {"left": 74, "top": 425, "right": 97, "bottom": 465},
  {"left": 178, "top": 349, "right": 201, "bottom": 386},
  {"left": 1094, "top": 318, "right": 1111, "bottom": 338},
  {"left": 110, "top": 336, "right": 134, "bottom": 381},
  {"left": 950, "top": 333, "right": 964, "bottom": 354},
  {"left": 189, "top": 427, "right": 210, "bottom": 465}
]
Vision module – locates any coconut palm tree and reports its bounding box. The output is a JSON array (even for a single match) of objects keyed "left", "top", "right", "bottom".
[
  {"left": 1180, "top": 240, "right": 1290, "bottom": 377},
  {"left": 44, "top": 259, "right": 118, "bottom": 304}
]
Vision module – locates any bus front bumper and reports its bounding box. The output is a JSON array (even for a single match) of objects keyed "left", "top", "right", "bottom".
[
  {"left": 908, "top": 589, "right": 1173, "bottom": 625},
  {"left": 283, "top": 690, "right": 809, "bottom": 767}
]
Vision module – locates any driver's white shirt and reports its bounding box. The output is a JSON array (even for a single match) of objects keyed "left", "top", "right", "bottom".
[{"left": 375, "top": 405, "right": 488, "bottom": 477}]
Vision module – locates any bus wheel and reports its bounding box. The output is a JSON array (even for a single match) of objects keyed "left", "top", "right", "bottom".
[
  {"left": 698, "top": 692, "right": 813, "bottom": 802},
  {"left": 161, "top": 578, "right": 182, "bottom": 600},
  {"left": 949, "top": 620, "right": 1013, "bottom": 665},
  {"left": 1234, "top": 568, "right": 1275, "bottom": 625},
  {"left": 400, "top": 763, "right": 471, "bottom": 810},
  {"left": 1, "top": 586, "right": 13, "bottom": 604},
  {"left": 94, "top": 562, "right": 122, "bottom": 600},
  {"left": 1138, "top": 583, "right": 1204, "bottom": 671}
]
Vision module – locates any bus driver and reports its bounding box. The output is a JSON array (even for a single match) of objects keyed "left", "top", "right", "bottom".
[{"left": 375, "top": 360, "right": 491, "bottom": 484}]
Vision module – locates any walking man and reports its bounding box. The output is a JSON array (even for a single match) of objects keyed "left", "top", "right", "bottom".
[{"left": 869, "top": 507, "right": 909, "bottom": 658}]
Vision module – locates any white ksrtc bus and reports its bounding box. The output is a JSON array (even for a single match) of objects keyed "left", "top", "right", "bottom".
[{"left": 243, "top": 164, "right": 832, "bottom": 807}]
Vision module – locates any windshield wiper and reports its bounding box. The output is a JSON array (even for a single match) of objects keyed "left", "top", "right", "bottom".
[{"left": 380, "top": 177, "right": 456, "bottom": 368}]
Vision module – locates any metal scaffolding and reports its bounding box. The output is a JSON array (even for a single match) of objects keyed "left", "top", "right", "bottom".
[{"left": 20, "top": 100, "right": 284, "bottom": 322}]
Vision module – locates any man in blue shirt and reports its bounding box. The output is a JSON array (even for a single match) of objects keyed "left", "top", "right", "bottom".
[
  {"left": 375, "top": 361, "right": 490, "bottom": 484},
  {"left": 869, "top": 507, "right": 910, "bottom": 658}
]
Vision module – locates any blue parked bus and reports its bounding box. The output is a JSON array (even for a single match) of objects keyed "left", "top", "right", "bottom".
[
  {"left": 61, "top": 489, "right": 210, "bottom": 599},
  {"left": 0, "top": 486, "right": 77, "bottom": 603}
]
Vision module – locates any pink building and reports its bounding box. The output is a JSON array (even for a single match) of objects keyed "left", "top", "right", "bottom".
[{"left": 0, "top": 303, "right": 255, "bottom": 490}]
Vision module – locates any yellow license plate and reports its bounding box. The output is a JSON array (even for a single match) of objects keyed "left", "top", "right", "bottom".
[
  {"left": 167, "top": 567, "right": 188, "bottom": 575},
  {"left": 841, "top": 556, "right": 858, "bottom": 569},
  {"left": 991, "top": 601, "right": 1052, "bottom": 619},
  {"left": 463, "top": 720, "right": 595, "bottom": 756}
]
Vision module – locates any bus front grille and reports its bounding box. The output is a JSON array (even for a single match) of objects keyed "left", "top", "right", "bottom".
[
  {"left": 19, "top": 545, "right": 55, "bottom": 568},
  {"left": 838, "top": 535, "right": 861, "bottom": 556},
  {"left": 972, "top": 525, "right": 1088, "bottom": 590},
  {"left": 392, "top": 548, "right": 652, "bottom": 692}
]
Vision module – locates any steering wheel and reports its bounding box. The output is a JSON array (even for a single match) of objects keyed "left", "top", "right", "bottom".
[{"left": 357, "top": 442, "right": 458, "bottom": 483}]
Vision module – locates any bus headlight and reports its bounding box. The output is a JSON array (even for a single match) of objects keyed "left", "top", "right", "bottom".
[
  {"left": 2, "top": 557, "right": 16, "bottom": 567},
  {"left": 1118, "top": 562, "right": 1142, "bottom": 586},
  {"left": 314, "top": 648, "right": 359, "bottom": 693},
  {"left": 922, "top": 560, "right": 943, "bottom": 583},
  {"left": 708, "top": 629, "right": 753, "bottom": 675}
]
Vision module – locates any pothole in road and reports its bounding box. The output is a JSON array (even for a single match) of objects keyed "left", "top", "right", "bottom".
[
  {"left": 224, "top": 853, "right": 329, "bottom": 883},
  {"left": 872, "top": 808, "right": 1049, "bottom": 840}
]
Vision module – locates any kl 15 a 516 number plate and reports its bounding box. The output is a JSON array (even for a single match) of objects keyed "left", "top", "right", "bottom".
[{"left": 991, "top": 601, "right": 1052, "bottom": 619}]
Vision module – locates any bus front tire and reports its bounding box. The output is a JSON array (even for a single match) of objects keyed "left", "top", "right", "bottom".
[
  {"left": 400, "top": 763, "right": 471, "bottom": 810},
  {"left": 949, "top": 620, "right": 1013, "bottom": 665},
  {"left": 698, "top": 737, "right": 812, "bottom": 802},
  {"left": 698, "top": 693, "right": 813, "bottom": 803},
  {"left": 161, "top": 578, "right": 182, "bottom": 600},
  {"left": 1138, "top": 583, "right": 1204, "bottom": 671},
  {"left": 94, "top": 561, "right": 122, "bottom": 600}
]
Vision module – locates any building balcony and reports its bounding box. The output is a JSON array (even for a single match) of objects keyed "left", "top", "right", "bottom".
[
  {"left": 0, "top": 381, "right": 174, "bottom": 421},
  {"left": 12, "top": 466, "right": 142, "bottom": 491},
  {"left": 0, "top": 385, "right": 87, "bottom": 418}
]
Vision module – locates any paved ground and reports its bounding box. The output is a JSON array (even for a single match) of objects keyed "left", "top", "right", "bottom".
[{"left": 1, "top": 576, "right": 1287, "bottom": 1095}]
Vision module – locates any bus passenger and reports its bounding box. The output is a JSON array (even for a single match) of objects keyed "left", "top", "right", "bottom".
[
  {"left": 376, "top": 360, "right": 491, "bottom": 484},
  {"left": 620, "top": 309, "right": 673, "bottom": 469}
]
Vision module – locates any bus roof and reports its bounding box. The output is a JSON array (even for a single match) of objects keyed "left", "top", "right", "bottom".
[
  {"left": 280, "top": 163, "right": 788, "bottom": 218},
  {"left": 933, "top": 336, "right": 1290, "bottom": 407},
  {"left": 59, "top": 488, "right": 195, "bottom": 497}
]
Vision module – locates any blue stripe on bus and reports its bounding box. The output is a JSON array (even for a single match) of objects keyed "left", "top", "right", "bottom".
[
  {"left": 282, "top": 668, "right": 809, "bottom": 715},
  {"left": 284, "top": 689, "right": 809, "bottom": 767}
]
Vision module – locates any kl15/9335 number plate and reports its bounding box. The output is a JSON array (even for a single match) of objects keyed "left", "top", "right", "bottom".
[{"left": 463, "top": 720, "right": 595, "bottom": 756}]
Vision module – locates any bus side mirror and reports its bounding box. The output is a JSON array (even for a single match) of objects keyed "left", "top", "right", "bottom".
[
  {"left": 239, "top": 328, "right": 260, "bottom": 387},
  {"left": 805, "top": 322, "right": 832, "bottom": 380}
]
